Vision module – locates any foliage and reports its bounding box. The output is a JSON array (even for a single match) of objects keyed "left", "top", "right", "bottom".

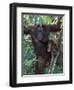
[
  {"left": 22, "top": 14, "right": 63, "bottom": 75},
  {"left": 22, "top": 35, "right": 36, "bottom": 75}
]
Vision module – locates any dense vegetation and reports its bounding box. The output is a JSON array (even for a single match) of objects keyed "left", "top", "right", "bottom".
[{"left": 22, "top": 14, "right": 63, "bottom": 75}]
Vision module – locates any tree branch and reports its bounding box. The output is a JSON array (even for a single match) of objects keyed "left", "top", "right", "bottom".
[{"left": 49, "top": 30, "right": 63, "bottom": 73}]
